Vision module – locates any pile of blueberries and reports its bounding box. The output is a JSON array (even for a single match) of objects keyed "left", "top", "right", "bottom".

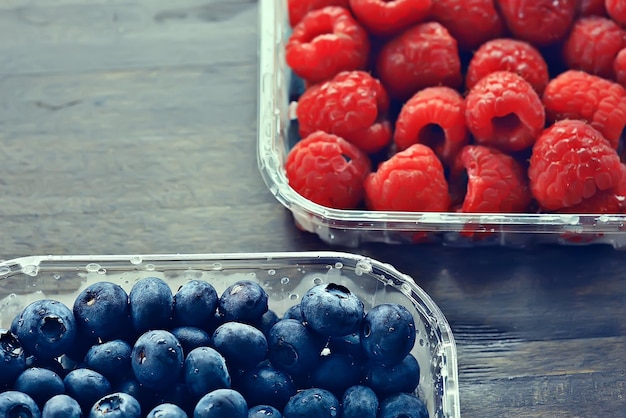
[{"left": 0, "top": 276, "right": 429, "bottom": 418}]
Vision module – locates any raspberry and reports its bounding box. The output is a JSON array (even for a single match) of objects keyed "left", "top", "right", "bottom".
[
  {"left": 451, "top": 145, "right": 531, "bottom": 213},
  {"left": 465, "top": 71, "right": 545, "bottom": 153},
  {"left": 286, "top": 7, "right": 370, "bottom": 84},
  {"left": 606, "top": 0, "right": 626, "bottom": 25},
  {"left": 375, "top": 22, "right": 462, "bottom": 101},
  {"left": 466, "top": 38, "right": 550, "bottom": 95},
  {"left": 364, "top": 144, "right": 450, "bottom": 212},
  {"left": 285, "top": 131, "right": 372, "bottom": 209},
  {"left": 288, "top": 0, "right": 350, "bottom": 27},
  {"left": 542, "top": 70, "right": 626, "bottom": 149},
  {"left": 393, "top": 87, "right": 469, "bottom": 165},
  {"left": 615, "top": 48, "right": 626, "bottom": 86},
  {"left": 431, "top": 0, "right": 505, "bottom": 51},
  {"left": 562, "top": 17, "right": 626, "bottom": 80},
  {"left": 296, "top": 71, "right": 392, "bottom": 154},
  {"left": 497, "top": 0, "right": 576, "bottom": 46},
  {"left": 349, "top": 0, "right": 431, "bottom": 37},
  {"left": 560, "top": 164, "right": 626, "bottom": 213},
  {"left": 528, "top": 120, "right": 622, "bottom": 211},
  {"left": 576, "top": 0, "right": 607, "bottom": 16}
]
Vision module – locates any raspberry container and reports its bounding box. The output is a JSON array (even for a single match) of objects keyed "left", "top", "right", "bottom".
[
  {"left": 0, "top": 252, "right": 459, "bottom": 418},
  {"left": 256, "top": 0, "right": 626, "bottom": 249}
]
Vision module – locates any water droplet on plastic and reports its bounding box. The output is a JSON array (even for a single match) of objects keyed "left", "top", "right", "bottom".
[
  {"left": 97, "top": 268, "right": 106, "bottom": 275},
  {"left": 313, "top": 277, "right": 322, "bottom": 285},
  {"left": 23, "top": 265, "right": 39, "bottom": 277},
  {"left": 145, "top": 264, "right": 155, "bottom": 271},
  {"left": 0, "top": 266, "right": 10, "bottom": 276},
  {"left": 211, "top": 262, "right": 223, "bottom": 271},
  {"left": 334, "top": 262, "right": 343, "bottom": 269},
  {"left": 86, "top": 263, "right": 100, "bottom": 273},
  {"left": 280, "top": 277, "right": 289, "bottom": 285},
  {"left": 130, "top": 256, "right": 142, "bottom": 265},
  {"left": 268, "top": 269, "right": 276, "bottom": 276},
  {"left": 419, "top": 339, "right": 425, "bottom": 346},
  {"left": 289, "top": 293, "right": 299, "bottom": 300},
  {"left": 52, "top": 274, "right": 61, "bottom": 280}
]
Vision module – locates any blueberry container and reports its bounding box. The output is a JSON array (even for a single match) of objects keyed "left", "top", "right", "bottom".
[
  {"left": 0, "top": 252, "right": 459, "bottom": 418},
  {"left": 256, "top": 0, "right": 626, "bottom": 249}
]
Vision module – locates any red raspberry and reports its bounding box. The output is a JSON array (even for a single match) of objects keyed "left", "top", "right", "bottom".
[
  {"left": 615, "top": 48, "right": 626, "bottom": 86},
  {"left": 528, "top": 120, "right": 622, "bottom": 211},
  {"left": 393, "top": 87, "right": 469, "bottom": 166},
  {"left": 562, "top": 17, "right": 626, "bottom": 80},
  {"left": 466, "top": 38, "right": 550, "bottom": 95},
  {"left": 542, "top": 70, "right": 626, "bottom": 149},
  {"left": 606, "top": 0, "right": 626, "bottom": 25},
  {"left": 375, "top": 22, "right": 462, "bottom": 101},
  {"left": 465, "top": 71, "right": 545, "bottom": 153},
  {"left": 286, "top": 7, "right": 370, "bottom": 84},
  {"left": 288, "top": 0, "right": 350, "bottom": 27},
  {"left": 576, "top": 0, "right": 607, "bottom": 16},
  {"left": 431, "top": 0, "right": 505, "bottom": 51},
  {"left": 497, "top": 0, "right": 576, "bottom": 46},
  {"left": 560, "top": 164, "right": 626, "bottom": 213},
  {"left": 450, "top": 145, "right": 531, "bottom": 213},
  {"left": 285, "top": 131, "right": 372, "bottom": 209},
  {"left": 296, "top": 71, "right": 392, "bottom": 154},
  {"left": 364, "top": 144, "right": 450, "bottom": 212},
  {"left": 349, "top": 0, "right": 432, "bottom": 37}
]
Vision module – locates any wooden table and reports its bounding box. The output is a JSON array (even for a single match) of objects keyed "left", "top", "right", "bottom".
[{"left": 1, "top": 1, "right": 625, "bottom": 416}]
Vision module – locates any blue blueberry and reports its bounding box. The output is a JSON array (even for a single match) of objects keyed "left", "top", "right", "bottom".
[
  {"left": 129, "top": 277, "right": 174, "bottom": 333},
  {"left": 42, "top": 394, "right": 82, "bottom": 418},
  {"left": 0, "top": 390, "right": 41, "bottom": 417},
  {"left": 89, "top": 392, "right": 141, "bottom": 418},
  {"left": 282, "top": 388, "right": 339, "bottom": 418},
  {"left": 183, "top": 347, "right": 230, "bottom": 399},
  {"left": 171, "top": 327, "right": 211, "bottom": 356},
  {"left": 147, "top": 403, "right": 188, "bottom": 418},
  {"left": 360, "top": 303, "right": 416, "bottom": 366},
  {"left": 114, "top": 377, "right": 154, "bottom": 410},
  {"left": 236, "top": 365, "right": 296, "bottom": 411},
  {"left": 362, "top": 354, "right": 420, "bottom": 397},
  {"left": 248, "top": 405, "right": 282, "bottom": 418},
  {"left": 300, "top": 283, "right": 364, "bottom": 337},
  {"left": 309, "top": 354, "right": 361, "bottom": 397},
  {"left": 341, "top": 385, "right": 378, "bottom": 418},
  {"left": 218, "top": 281, "right": 268, "bottom": 324},
  {"left": 0, "top": 329, "right": 26, "bottom": 387},
  {"left": 24, "top": 357, "right": 67, "bottom": 379},
  {"left": 281, "top": 305, "right": 303, "bottom": 323},
  {"left": 63, "top": 368, "right": 112, "bottom": 412},
  {"left": 327, "top": 332, "right": 364, "bottom": 359},
  {"left": 84, "top": 339, "right": 132, "bottom": 384},
  {"left": 63, "top": 333, "right": 98, "bottom": 363},
  {"left": 73, "top": 281, "right": 130, "bottom": 340},
  {"left": 212, "top": 322, "right": 268, "bottom": 370},
  {"left": 268, "top": 319, "right": 324, "bottom": 377},
  {"left": 15, "top": 300, "right": 77, "bottom": 360},
  {"left": 14, "top": 367, "right": 65, "bottom": 408},
  {"left": 173, "top": 280, "right": 218, "bottom": 328},
  {"left": 131, "top": 330, "right": 184, "bottom": 391},
  {"left": 154, "top": 383, "right": 193, "bottom": 416},
  {"left": 256, "top": 310, "right": 279, "bottom": 337},
  {"left": 378, "top": 392, "right": 428, "bottom": 418},
  {"left": 193, "top": 389, "right": 247, "bottom": 418}
]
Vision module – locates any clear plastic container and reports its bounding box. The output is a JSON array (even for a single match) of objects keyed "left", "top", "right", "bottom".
[
  {"left": 256, "top": 0, "right": 626, "bottom": 249},
  {"left": 0, "top": 252, "right": 459, "bottom": 418}
]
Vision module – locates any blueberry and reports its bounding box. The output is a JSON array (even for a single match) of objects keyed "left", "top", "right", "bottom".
[
  {"left": 73, "top": 282, "right": 130, "bottom": 340},
  {"left": 14, "top": 367, "right": 65, "bottom": 408},
  {"left": 309, "top": 354, "right": 361, "bottom": 397},
  {"left": 378, "top": 392, "right": 428, "bottom": 418},
  {"left": 362, "top": 354, "right": 420, "bottom": 397},
  {"left": 341, "top": 385, "right": 378, "bottom": 418},
  {"left": 131, "top": 330, "right": 184, "bottom": 391},
  {"left": 360, "top": 303, "right": 416, "bottom": 366},
  {"left": 193, "top": 389, "right": 247, "bottom": 418},
  {"left": 147, "top": 403, "right": 188, "bottom": 418},
  {"left": 282, "top": 388, "right": 339, "bottom": 418},
  {"left": 212, "top": 322, "right": 268, "bottom": 370},
  {"left": 268, "top": 319, "right": 324, "bottom": 377},
  {"left": 63, "top": 368, "right": 112, "bottom": 413},
  {"left": 0, "top": 390, "right": 41, "bottom": 418},
  {"left": 301, "top": 283, "right": 364, "bottom": 337},
  {"left": 218, "top": 281, "right": 268, "bottom": 324},
  {"left": 236, "top": 365, "right": 296, "bottom": 411},
  {"left": 42, "top": 394, "right": 82, "bottom": 418},
  {"left": 0, "top": 329, "right": 26, "bottom": 387},
  {"left": 15, "top": 300, "right": 77, "bottom": 360},
  {"left": 114, "top": 377, "right": 154, "bottom": 410},
  {"left": 63, "top": 333, "right": 98, "bottom": 363},
  {"left": 24, "top": 357, "right": 67, "bottom": 379},
  {"left": 248, "top": 405, "right": 282, "bottom": 418},
  {"left": 281, "top": 305, "right": 303, "bottom": 323},
  {"left": 89, "top": 392, "right": 141, "bottom": 418},
  {"left": 173, "top": 280, "right": 218, "bottom": 328},
  {"left": 84, "top": 339, "right": 132, "bottom": 384},
  {"left": 154, "top": 383, "right": 193, "bottom": 416},
  {"left": 327, "top": 332, "right": 364, "bottom": 359},
  {"left": 171, "top": 327, "right": 211, "bottom": 356},
  {"left": 183, "top": 347, "right": 230, "bottom": 399},
  {"left": 129, "top": 277, "right": 174, "bottom": 333},
  {"left": 255, "top": 310, "right": 279, "bottom": 337}
]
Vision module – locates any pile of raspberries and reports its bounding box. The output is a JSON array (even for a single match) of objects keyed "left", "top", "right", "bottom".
[{"left": 283, "top": 0, "right": 626, "bottom": 216}]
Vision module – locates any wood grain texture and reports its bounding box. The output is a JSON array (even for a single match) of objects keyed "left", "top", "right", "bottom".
[{"left": 1, "top": 1, "right": 625, "bottom": 416}]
